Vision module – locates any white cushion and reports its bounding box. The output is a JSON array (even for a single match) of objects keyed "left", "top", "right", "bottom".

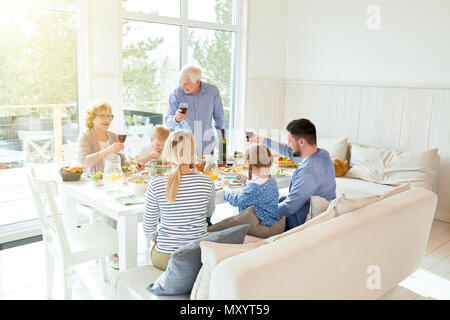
[
  {"left": 305, "top": 195, "right": 331, "bottom": 222},
  {"left": 190, "top": 265, "right": 211, "bottom": 300},
  {"left": 317, "top": 137, "right": 348, "bottom": 161},
  {"left": 191, "top": 241, "right": 265, "bottom": 300},
  {"left": 346, "top": 143, "right": 438, "bottom": 190},
  {"left": 335, "top": 184, "right": 411, "bottom": 216},
  {"left": 336, "top": 176, "right": 396, "bottom": 199},
  {"left": 111, "top": 266, "right": 190, "bottom": 300}
]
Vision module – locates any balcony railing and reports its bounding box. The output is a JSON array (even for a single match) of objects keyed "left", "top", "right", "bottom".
[
  {"left": 0, "top": 102, "right": 171, "bottom": 166},
  {"left": 0, "top": 103, "right": 76, "bottom": 165}
]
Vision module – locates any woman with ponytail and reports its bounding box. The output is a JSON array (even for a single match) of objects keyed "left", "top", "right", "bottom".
[{"left": 143, "top": 130, "right": 216, "bottom": 271}]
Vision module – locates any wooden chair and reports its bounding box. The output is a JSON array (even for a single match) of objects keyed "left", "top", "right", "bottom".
[{"left": 26, "top": 168, "right": 118, "bottom": 299}]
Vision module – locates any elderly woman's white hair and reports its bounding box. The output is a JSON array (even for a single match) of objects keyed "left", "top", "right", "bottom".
[{"left": 180, "top": 65, "right": 202, "bottom": 83}]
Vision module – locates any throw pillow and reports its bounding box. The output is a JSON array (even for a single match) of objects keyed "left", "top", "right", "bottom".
[
  {"left": 333, "top": 158, "right": 349, "bottom": 177},
  {"left": 317, "top": 137, "right": 348, "bottom": 161},
  {"left": 346, "top": 143, "right": 438, "bottom": 190},
  {"left": 305, "top": 195, "right": 331, "bottom": 222},
  {"left": 147, "top": 224, "right": 250, "bottom": 296}
]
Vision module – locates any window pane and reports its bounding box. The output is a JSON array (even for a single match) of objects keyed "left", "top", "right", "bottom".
[
  {"left": 188, "top": 0, "right": 234, "bottom": 24},
  {"left": 122, "top": 20, "right": 180, "bottom": 154},
  {"left": 0, "top": 6, "right": 78, "bottom": 226},
  {"left": 188, "top": 27, "right": 235, "bottom": 141},
  {"left": 123, "top": 0, "right": 180, "bottom": 18}
]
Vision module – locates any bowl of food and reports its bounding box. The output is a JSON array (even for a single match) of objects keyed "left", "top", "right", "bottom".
[
  {"left": 60, "top": 166, "right": 84, "bottom": 182},
  {"left": 88, "top": 171, "right": 103, "bottom": 186},
  {"left": 127, "top": 176, "right": 151, "bottom": 196},
  {"left": 275, "top": 156, "right": 298, "bottom": 167},
  {"left": 155, "top": 161, "right": 171, "bottom": 175}
]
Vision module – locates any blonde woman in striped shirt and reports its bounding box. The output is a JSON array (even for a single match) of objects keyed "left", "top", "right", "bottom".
[{"left": 143, "top": 130, "right": 216, "bottom": 271}]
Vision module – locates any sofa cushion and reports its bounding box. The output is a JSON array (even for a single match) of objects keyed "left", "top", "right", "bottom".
[
  {"left": 335, "top": 184, "right": 411, "bottom": 216},
  {"left": 317, "top": 137, "right": 348, "bottom": 161},
  {"left": 346, "top": 143, "right": 438, "bottom": 190},
  {"left": 336, "top": 176, "right": 396, "bottom": 199},
  {"left": 111, "top": 266, "right": 189, "bottom": 300},
  {"left": 191, "top": 241, "right": 265, "bottom": 300},
  {"left": 305, "top": 195, "right": 331, "bottom": 222},
  {"left": 190, "top": 265, "right": 211, "bottom": 300},
  {"left": 147, "top": 224, "right": 250, "bottom": 296}
]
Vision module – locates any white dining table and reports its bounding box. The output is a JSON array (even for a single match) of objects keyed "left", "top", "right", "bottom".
[{"left": 59, "top": 171, "right": 294, "bottom": 271}]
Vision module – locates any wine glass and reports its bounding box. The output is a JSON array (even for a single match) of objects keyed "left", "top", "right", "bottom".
[
  {"left": 179, "top": 102, "right": 188, "bottom": 125},
  {"left": 118, "top": 132, "right": 127, "bottom": 144}
]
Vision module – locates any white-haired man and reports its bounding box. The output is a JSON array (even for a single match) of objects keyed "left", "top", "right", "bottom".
[{"left": 164, "top": 65, "right": 225, "bottom": 156}]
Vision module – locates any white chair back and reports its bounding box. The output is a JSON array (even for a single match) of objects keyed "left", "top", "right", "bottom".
[{"left": 27, "top": 168, "right": 71, "bottom": 260}]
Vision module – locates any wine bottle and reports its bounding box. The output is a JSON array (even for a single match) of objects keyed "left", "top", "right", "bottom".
[{"left": 219, "top": 126, "right": 227, "bottom": 164}]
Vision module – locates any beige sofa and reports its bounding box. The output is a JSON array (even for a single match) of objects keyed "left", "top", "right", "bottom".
[
  {"left": 111, "top": 186, "right": 437, "bottom": 299},
  {"left": 111, "top": 139, "right": 439, "bottom": 299}
]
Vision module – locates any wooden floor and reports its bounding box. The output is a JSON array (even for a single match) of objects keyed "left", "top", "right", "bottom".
[
  {"left": 0, "top": 217, "right": 449, "bottom": 300},
  {"left": 380, "top": 219, "right": 450, "bottom": 300}
]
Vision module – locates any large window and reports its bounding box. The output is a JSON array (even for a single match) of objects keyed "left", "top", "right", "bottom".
[
  {"left": 0, "top": 0, "right": 79, "bottom": 235},
  {"left": 122, "top": 0, "right": 241, "bottom": 155}
]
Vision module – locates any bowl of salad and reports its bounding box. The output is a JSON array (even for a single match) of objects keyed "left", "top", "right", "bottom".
[{"left": 88, "top": 171, "right": 103, "bottom": 186}]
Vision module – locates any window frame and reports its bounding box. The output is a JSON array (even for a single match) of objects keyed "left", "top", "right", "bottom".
[
  {"left": 0, "top": 0, "right": 81, "bottom": 245},
  {"left": 121, "top": 0, "right": 246, "bottom": 150}
]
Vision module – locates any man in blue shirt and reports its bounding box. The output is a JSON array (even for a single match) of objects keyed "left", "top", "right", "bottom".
[
  {"left": 249, "top": 119, "right": 336, "bottom": 230},
  {"left": 164, "top": 65, "right": 225, "bottom": 156}
]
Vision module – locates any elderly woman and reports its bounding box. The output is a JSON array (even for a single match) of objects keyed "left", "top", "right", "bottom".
[
  {"left": 78, "top": 101, "right": 127, "bottom": 174},
  {"left": 78, "top": 101, "right": 128, "bottom": 269}
]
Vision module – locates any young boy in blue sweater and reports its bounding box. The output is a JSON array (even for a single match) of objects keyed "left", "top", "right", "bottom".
[{"left": 208, "top": 144, "right": 285, "bottom": 238}]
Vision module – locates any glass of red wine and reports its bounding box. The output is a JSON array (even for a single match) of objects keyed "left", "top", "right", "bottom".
[
  {"left": 118, "top": 133, "right": 127, "bottom": 143},
  {"left": 179, "top": 102, "right": 188, "bottom": 125}
]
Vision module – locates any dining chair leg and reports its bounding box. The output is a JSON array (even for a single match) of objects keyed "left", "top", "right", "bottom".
[
  {"left": 100, "top": 257, "right": 108, "bottom": 282},
  {"left": 63, "top": 266, "right": 73, "bottom": 300},
  {"left": 45, "top": 248, "right": 54, "bottom": 300}
]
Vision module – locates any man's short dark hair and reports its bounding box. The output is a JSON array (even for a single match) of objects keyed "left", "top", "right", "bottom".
[{"left": 286, "top": 118, "right": 317, "bottom": 145}]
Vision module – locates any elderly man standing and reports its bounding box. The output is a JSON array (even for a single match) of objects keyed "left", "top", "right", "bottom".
[{"left": 164, "top": 65, "right": 225, "bottom": 156}]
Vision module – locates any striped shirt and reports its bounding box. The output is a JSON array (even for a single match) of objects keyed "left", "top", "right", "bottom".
[{"left": 143, "top": 173, "right": 215, "bottom": 254}]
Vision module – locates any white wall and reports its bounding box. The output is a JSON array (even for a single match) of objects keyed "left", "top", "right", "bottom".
[
  {"left": 244, "top": 0, "right": 287, "bottom": 134},
  {"left": 245, "top": 0, "right": 450, "bottom": 221},
  {"left": 78, "top": 0, "right": 123, "bottom": 132},
  {"left": 285, "top": 0, "right": 450, "bottom": 85}
]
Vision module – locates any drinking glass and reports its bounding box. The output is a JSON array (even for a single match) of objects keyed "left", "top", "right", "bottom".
[
  {"left": 204, "top": 155, "right": 219, "bottom": 181},
  {"left": 179, "top": 102, "right": 188, "bottom": 125},
  {"left": 118, "top": 133, "right": 127, "bottom": 143}
]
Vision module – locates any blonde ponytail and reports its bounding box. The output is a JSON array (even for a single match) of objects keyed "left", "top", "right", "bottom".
[
  {"left": 162, "top": 130, "right": 197, "bottom": 204},
  {"left": 166, "top": 165, "right": 182, "bottom": 203}
]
